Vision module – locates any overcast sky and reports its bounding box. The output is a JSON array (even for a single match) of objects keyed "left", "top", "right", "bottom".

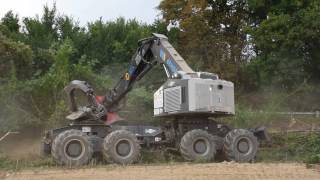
[{"left": 0, "top": 0, "right": 162, "bottom": 25}]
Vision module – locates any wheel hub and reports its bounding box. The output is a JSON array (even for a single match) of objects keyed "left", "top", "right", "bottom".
[
  {"left": 65, "top": 140, "right": 83, "bottom": 158},
  {"left": 116, "top": 140, "right": 131, "bottom": 157},
  {"left": 237, "top": 139, "right": 250, "bottom": 153},
  {"left": 193, "top": 139, "right": 207, "bottom": 154}
]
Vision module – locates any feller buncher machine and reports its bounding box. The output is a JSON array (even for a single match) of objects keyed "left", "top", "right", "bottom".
[{"left": 42, "top": 33, "right": 268, "bottom": 166}]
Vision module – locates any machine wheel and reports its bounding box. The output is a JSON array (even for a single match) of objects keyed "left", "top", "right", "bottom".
[
  {"left": 180, "top": 129, "right": 216, "bottom": 162},
  {"left": 51, "top": 129, "right": 93, "bottom": 166},
  {"left": 223, "top": 129, "right": 258, "bottom": 162},
  {"left": 102, "top": 130, "right": 141, "bottom": 164}
]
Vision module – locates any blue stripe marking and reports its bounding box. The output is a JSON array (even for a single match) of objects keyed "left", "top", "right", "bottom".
[
  {"left": 166, "top": 59, "right": 178, "bottom": 73},
  {"left": 128, "top": 65, "right": 135, "bottom": 75},
  {"left": 160, "top": 49, "right": 165, "bottom": 60}
]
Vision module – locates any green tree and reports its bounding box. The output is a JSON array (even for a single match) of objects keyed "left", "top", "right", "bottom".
[
  {"left": 0, "top": 11, "right": 22, "bottom": 41},
  {"left": 0, "top": 34, "right": 33, "bottom": 81},
  {"left": 0, "top": 34, "right": 33, "bottom": 132},
  {"left": 84, "top": 17, "right": 151, "bottom": 67},
  {"left": 247, "top": 0, "right": 320, "bottom": 88},
  {"left": 1, "top": 11, "right": 19, "bottom": 33},
  {"left": 159, "top": 0, "right": 249, "bottom": 82},
  {"left": 23, "top": 4, "right": 58, "bottom": 49}
]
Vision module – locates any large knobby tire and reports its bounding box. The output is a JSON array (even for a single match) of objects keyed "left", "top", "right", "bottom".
[
  {"left": 102, "top": 130, "right": 141, "bottom": 165},
  {"left": 223, "top": 129, "right": 258, "bottom": 162},
  {"left": 51, "top": 129, "right": 93, "bottom": 166},
  {"left": 180, "top": 129, "right": 216, "bottom": 162}
]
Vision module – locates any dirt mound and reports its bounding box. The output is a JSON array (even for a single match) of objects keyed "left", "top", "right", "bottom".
[{"left": 4, "top": 162, "right": 320, "bottom": 180}]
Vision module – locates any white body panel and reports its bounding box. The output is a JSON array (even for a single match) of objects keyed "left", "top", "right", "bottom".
[{"left": 154, "top": 78, "right": 235, "bottom": 116}]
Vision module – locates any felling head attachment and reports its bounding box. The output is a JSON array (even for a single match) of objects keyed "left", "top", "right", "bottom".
[{"left": 64, "top": 80, "right": 106, "bottom": 121}]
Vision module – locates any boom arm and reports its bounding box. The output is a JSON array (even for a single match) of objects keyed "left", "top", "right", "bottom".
[{"left": 103, "top": 33, "right": 194, "bottom": 111}]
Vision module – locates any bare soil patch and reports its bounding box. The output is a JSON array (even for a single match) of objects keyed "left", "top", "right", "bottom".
[
  {"left": 4, "top": 162, "right": 320, "bottom": 180},
  {"left": 0, "top": 130, "right": 41, "bottom": 160}
]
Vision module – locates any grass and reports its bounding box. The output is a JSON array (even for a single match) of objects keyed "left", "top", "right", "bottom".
[
  {"left": 0, "top": 155, "right": 57, "bottom": 171},
  {"left": 255, "top": 132, "right": 320, "bottom": 164}
]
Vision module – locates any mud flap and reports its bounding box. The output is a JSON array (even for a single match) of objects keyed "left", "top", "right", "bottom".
[{"left": 252, "top": 126, "right": 270, "bottom": 141}]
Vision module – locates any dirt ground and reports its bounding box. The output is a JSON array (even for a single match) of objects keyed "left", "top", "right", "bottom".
[
  {"left": 2, "top": 162, "right": 320, "bottom": 180},
  {"left": 0, "top": 130, "right": 42, "bottom": 160}
]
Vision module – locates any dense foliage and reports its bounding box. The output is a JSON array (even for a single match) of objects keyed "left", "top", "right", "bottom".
[
  {"left": 0, "top": 5, "right": 164, "bottom": 132},
  {"left": 159, "top": 0, "right": 320, "bottom": 90},
  {"left": 0, "top": 1, "right": 319, "bottom": 133}
]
